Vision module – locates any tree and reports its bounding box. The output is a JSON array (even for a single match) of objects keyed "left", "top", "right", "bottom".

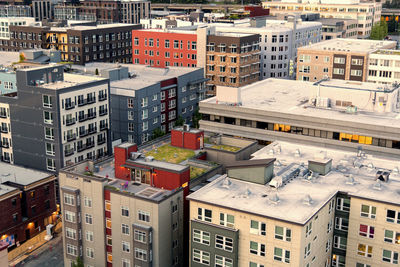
[
  {"left": 192, "top": 108, "right": 202, "bottom": 129},
  {"left": 370, "top": 20, "right": 389, "bottom": 40},
  {"left": 174, "top": 116, "right": 185, "bottom": 127},
  {"left": 71, "top": 257, "right": 84, "bottom": 267},
  {"left": 152, "top": 128, "right": 165, "bottom": 140},
  {"left": 19, "top": 53, "right": 25, "bottom": 62}
]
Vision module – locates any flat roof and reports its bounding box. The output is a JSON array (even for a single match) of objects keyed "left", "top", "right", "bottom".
[
  {"left": 0, "top": 162, "right": 52, "bottom": 187},
  {"left": 49, "top": 23, "right": 137, "bottom": 32},
  {"left": 40, "top": 73, "right": 106, "bottom": 90},
  {"left": 299, "top": 39, "right": 396, "bottom": 53},
  {"left": 201, "top": 78, "right": 400, "bottom": 129},
  {"left": 188, "top": 140, "right": 400, "bottom": 225},
  {"left": 0, "top": 51, "right": 20, "bottom": 67}
]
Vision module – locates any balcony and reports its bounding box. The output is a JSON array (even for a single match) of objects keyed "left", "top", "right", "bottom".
[
  {"left": 78, "top": 114, "right": 88, "bottom": 122},
  {"left": 77, "top": 99, "right": 87, "bottom": 107},
  {"left": 100, "top": 123, "right": 108, "bottom": 131},
  {"left": 87, "top": 97, "right": 96, "bottom": 104},
  {"left": 65, "top": 103, "right": 75, "bottom": 110},
  {"left": 66, "top": 118, "right": 76, "bottom": 126},
  {"left": 88, "top": 127, "right": 97, "bottom": 134},
  {"left": 99, "top": 109, "right": 108, "bottom": 116},
  {"left": 64, "top": 148, "right": 74, "bottom": 156},
  {"left": 86, "top": 142, "right": 95, "bottom": 149},
  {"left": 79, "top": 130, "right": 89, "bottom": 137},
  {"left": 66, "top": 133, "right": 76, "bottom": 141},
  {"left": 1, "top": 142, "right": 9, "bottom": 148},
  {"left": 77, "top": 144, "right": 86, "bottom": 152},
  {"left": 1, "top": 127, "right": 8, "bottom": 133},
  {"left": 97, "top": 138, "right": 106, "bottom": 145},
  {"left": 99, "top": 94, "right": 107, "bottom": 101},
  {"left": 87, "top": 112, "right": 96, "bottom": 120},
  {"left": 2, "top": 156, "right": 10, "bottom": 163},
  {"left": 0, "top": 113, "right": 7, "bottom": 118}
]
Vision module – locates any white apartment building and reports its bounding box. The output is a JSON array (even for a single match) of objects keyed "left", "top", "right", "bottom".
[
  {"left": 367, "top": 50, "right": 400, "bottom": 84},
  {"left": 0, "top": 17, "right": 36, "bottom": 40},
  {"left": 214, "top": 19, "right": 322, "bottom": 79},
  {"left": 263, "top": 0, "right": 381, "bottom": 38}
]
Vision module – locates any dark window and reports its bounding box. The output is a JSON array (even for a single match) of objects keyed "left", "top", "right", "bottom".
[
  {"left": 31, "top": 206, "right": 36, "bottom": 215},
  {"left": 333, "top": 132, "right": 340, "bottom": 140},
  {"left": 45, "top": 200, "right": 50, "bottom": 210},
  {"left": 44, "top": 185, "right": 50, "bottom": 195},
  {"left": 11, "top": 198, "right": 16, "bottom": 206},
  {"left": 224, "top": 117, "right": 236, "bottom": 125},
  {"left": 12, "top": 214, "right": 17, "bottom": 222}
]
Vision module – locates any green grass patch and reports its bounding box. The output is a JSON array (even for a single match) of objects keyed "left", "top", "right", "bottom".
[
  {"left": 145, "top": 144, "right": 195, "bottom": 164},
  {"left": 210, "top": 144, "right": 241, "bottom": 152},
  {"left": 190, "top": 166, "right": 207, "bottom": 180}
]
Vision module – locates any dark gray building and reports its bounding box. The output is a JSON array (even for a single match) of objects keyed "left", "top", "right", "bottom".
[
  {"left": 74, "top": 63, "right": 206, "bottom": 145},
  {"left": 0, "top": 64, "right": 111, "bottom": 172},
  {"left": 32, "top": 0, "right": 61, "bottom": 21}
]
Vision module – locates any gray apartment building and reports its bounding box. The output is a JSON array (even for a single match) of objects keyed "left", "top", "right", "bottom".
[
  {"left": 32, "top": 0, "right": 61, "bottom": 21},
  {"left": 0, "top": 5, "right": 31, "bottom": 17},
  {"left": 0, "top": 64, "right": 111, "bottom": 172},
  {"left": 75, "top": 63, "right": 206, "bottom": 145}
]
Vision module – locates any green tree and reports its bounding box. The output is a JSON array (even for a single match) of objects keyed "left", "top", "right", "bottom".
[
  {"left": 370, "top": 21, "right": 389, "bottom": 40},
  {"left": 71, "top": 257, "right": 84, "bottom": 267},
  {"left": 192, "top": 108, "right": 202, "bottom": 129},
  {"left": 174, "top": 116, "right": 185, "bottom": 127},
  {"left": 152, "top": 128, "right": 165, "bottom": 140},
  {"left": 19, "top": 53, "right": 25, "bottom": 62}
]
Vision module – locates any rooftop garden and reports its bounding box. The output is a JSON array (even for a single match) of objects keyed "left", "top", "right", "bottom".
[
  {"left": 190, "top": 166, "right": 208, "bottom": 180},
  {"left": 204, "top": 137, "right": 241, "bottom": 152},
  {"left": 144, "top": 144, "right": 195, "bottom": 164}
]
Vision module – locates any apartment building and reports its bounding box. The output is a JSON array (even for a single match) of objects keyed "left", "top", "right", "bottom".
[
  {"left": 0, "top": 17, "right": 35, "bottom": 40},
  {"left": 3, "top": 23, "right": 140, "bottom": 64},
  {"left": 73, "top": 62, "right": 206, "bottom": 145},
  {"left": 296, "top": 39, "right": 396, "bottom": 82},
  {"left": 263, "top": 0, "right": 382, "bottom": 38},
  {"left": 318, "top": 18, "right": 358, "bottom": 40},
  {"left": 0, "top": 5, "right": 31, "bottom": 17},
  {"left": 0, "top": 162, "right": 57, "bottom": 246},
  {"left": 189, "top": 139, "right": 400, "bottom": 267},
  {"left": 367, "top": 50, "right": 400, "bottom": 84},
  {"left": 0, "top": 64, "right": 111, "bottom": 172},
  {"left": 54, "top": 0, "right": 150, "bottom": 24},
  {"left": 32, "top": 0, "right": 61, "bottom": 21},
  {"left": 59, "top": 142, "right": 187, "bottom": 267},
  {"left": 199, "top": 78, "right": 400, "bottom": 159}
]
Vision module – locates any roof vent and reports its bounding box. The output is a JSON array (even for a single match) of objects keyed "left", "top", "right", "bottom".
[
  {"left": 393, "top": 167, "right": 399, "bottom": 175},
  {"left": 373, "top": 180, "right": 382, "bottom": 190},
  {"left": 240, "top": 188, "right": 252, "bottom": 198},
  {"left": 269, "top": 149, "right": 275, "bottom": 155},
  {"left": 221, "top": 177, "right": 232, "bottom": 189},
  {"left": 183, "top": 124, "right": 190, "bottom": 131},
  {"left": 130, "top": 152, "right": 142, "bottom": 160},
  {"left": 367, "top": 163, "right": 375, "bottom": 171},
  {"left": 145, "top": 156, "right": 154, "bottom": 162},
  {"left": 294, "top": 149, "right": 301, "bottom": 157},
  {"left": 346, "top": 174, "right": 356, "bottom": 185},
  {"left": 269, "top": 193, "right": 280, "bottom": 205},
  {"left": 376, "top": 170, "right": 390, "bottom": 182},
  {"left": 276, "top": 145, "right": 281, "bottom": 153},
  {"left": 275, "top": 160, "right": 282, "bottom": 167},
  {"left": 302, "top": 194, "right": 314, "bottom": 206}
]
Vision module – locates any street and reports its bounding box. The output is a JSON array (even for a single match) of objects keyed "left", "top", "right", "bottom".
[{"left": 14, "top": 236, "right": 64, "bottom": 267}]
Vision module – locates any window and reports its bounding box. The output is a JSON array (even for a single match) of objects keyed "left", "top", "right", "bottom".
[
  {"left": 216, "top": 235, "right": 233, "bottom": 252},
  {"left": 128, "top": 123, "right": 134, "bottom": 132},
  {"left": 128, "top": 111, "right": 134, "bottom": 120},
  {"left": 351, "top": 58, "right": 363, "bottom": 65},
  {"left": 356, "top": 263, "right": 370, "bottom": 267},
  {"left": 127, "top": 98, "right": 134, "bottom": 108},
  {"left": 198, "top": 208, "right": 212, "bottom": 222},
  {"left": 350, "top": 69, "right": 362, "bottom": 76},
  {"left": 326, "top": 238, "right": 331, "bottom": 252},
  {"left": 86, "top": 247, "right": 94, "bottom": 258},
  {"left": 333, "top": 68, "right": 345, "bottom": 75},
  {"left": 192, "top": 41, "right": 197, "bottom": 50},
  {"left": 275, "top": 226, "right": 291, "bottom": 241},
  {"left": 45, "top": 127, "right": 54, "bottom": 140},
  {"left": 86, "top": 231, "right": 94, "bottom": 242},
  {"left": 249, "top": 262, "right": 265, "bottom": 267},
  {"left": 304, "top": 243, "right": 311, "bottom": 258},
  {"left": 329, "top": 199, "right": 335, "bottom": 214},
  {"left": 383, "top": 249, "right": 399, "bottom": 264},
  {"left": 85, "top": 214, "right": 93, "bottom": 224},
  {"left": 324, "top": 56, "right": 330, "bottom": 63},
  {"left": 122, "top": 259, "right": 130, "bottom": 267},
  {"left": 334, "top": 235, "right": 347, "bottom": 250},
  {"left": 121, "top": 206, "right": 129, "bottom": 217},
  {"left": 250, "top": 241, "right": 265, "bottom": 256},
  {"left": 332, "top": 254, "right": 345, "bottom": 267},
  {"left": 250, "top": 220, "right": 266, "bottom": 236},
  {"left": 361, "top": 205, "right": 376, "bottom": 219},
  {"left": 138, "top": 210, "right": 150, "bottom": 222},
  {"left": 274, "top": 247, "right": 290, "bottom": 263},
  {"left": 135, "top": 248, "right": 147, "bottom": 261},
  {"left": 359, "top": 224, "right": 374, "bottom": 238},
  {"left": 141, "top": 97, "right": 148, "bottom": 107},
  {"left": 64, "top": 211, "right": 76, "bottom": 223},
  {"left": 122, "top": 224, "right": 130, "bottom": 235},
  {"left": 43, "top": 111, "right": 53, "bottom": 124},
  {"left": 66, "top": 244, "right": 77, "bottom": 256},
  {"left": 193, "top": 249, "right": 210, "bottom": 265},
  {"left": 64, "top": 193, "right": 75, "bottom": 206},
  {"left": 84, "top": 197, "right": 92, "bottom": 208},
  {"left": 220, "top": 213, "right": 234, "bottom": 228},
  {"left": 357, "top": 243, "right": 373, "bottom": 257},
  {"left": 386, "top": 209, "right": 400, "bottom": 224},
  {"left": 65, "top": 227, "right": 76, "bottom": 240},
  {"left": 336, "top": 197, "right": 350, "bottom": 212},
  {"left": 193, "top": 229, "right": 210, "bottom": 245},
  {"left": 122, "top": 241, "right": 130, "bottom": 253},
  {"left": 334, "top": 57, "right": 345, "bottom": 64},
  {"left": 306, "top": 221, "right": 312, "bottom": 237},
  {"left": 384, "top": 229, "right": 400, "bottom": 244},
  {"left": 43, "top": 95, "right": 53, "bottom": 108},
  {"left": 134, "top": 230, "right": 147, "bottom": 243},
  {"left": 215, "top": 255, "right": 233, "bottom": 267},
  {"left": 335, "top": 217, "right": 349, "bottom": 231}
]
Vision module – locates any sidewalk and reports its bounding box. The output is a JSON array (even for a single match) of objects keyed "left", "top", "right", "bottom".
[{"left": 8, "top": 220, "right": 62, "bottom": 267}]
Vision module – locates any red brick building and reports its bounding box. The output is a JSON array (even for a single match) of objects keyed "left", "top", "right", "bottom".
[
  {"left": 132, "top": 29, "right": 198, "bottom": 68},
  {"left": 171, "top": 126, "right": 204, "bottom": 150},
  {"left": 0, "top": 163, "right": 57, "bottom": 247}
]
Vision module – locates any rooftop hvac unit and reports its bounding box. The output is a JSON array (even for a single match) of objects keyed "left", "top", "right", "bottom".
[
  {"left": 316, "top": 97, "right": 331, "bottom": 108},
  {"left": 376, "top": 170, "right": 390, "bottom": 182},
  {"left": 130, "top": 152, "right": 141, "bottom": 160},
  {"left": 183, "top": 124, "right": 190, "bottom": 131}
]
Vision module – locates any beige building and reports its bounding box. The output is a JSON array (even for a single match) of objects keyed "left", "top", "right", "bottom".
[
  {"left": 296, "top": 39, "right": 396, "bottom": 82},
  {"left": 60, "top": 156, "right": 184, "bottom": 267},
  {"left": 367, "top": 49, "right": 400, "bottom": 84},
  {"left": 188, "top": 140, "right": 400, "bottom": 267},
  {"left": 263, "top": 0, "right": 382, "bottom": 38}
]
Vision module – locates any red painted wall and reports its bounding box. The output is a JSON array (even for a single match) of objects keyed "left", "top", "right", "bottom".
[
  {"left": 132, "top": 30, "right": 198, "bottom": 68},
  {"left": 244, "top": 6, "right": 270, "bottom": 17},
  {"left": 171, "top": 130, "right": 184, "bottom": 148},
  {"left": 183, "top": 131, "right": 204, "bottom": 150},
  {"left": 114, "top": 144, "right": 137, "bottom": 180},
  {"left": 153, "top": 168, "right": 190, "bottom": 190}
]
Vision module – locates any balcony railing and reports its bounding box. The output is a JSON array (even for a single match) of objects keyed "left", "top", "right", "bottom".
[
  {"left": 79, "top": 130, "right": 88, "bottom": 137},
  {"left": 100, "top": 123, "right": 108, "bottom": 131},
  {"left": 1, "top": 142, "right": 9, "bottom": 148},
  {"left": 87, "top": 97, "right": 96, "bottom": 104},
  {"left": 98, "top": 138, "right": 106, "bottom": 145},
  {"left": 78, "top": 114, "right": 88, "bottom": 122},
  {"left": 87, "top": 112, "right": 96, "bottom": 120},
  {"left": 64, "top": 148, "right": 74, "bottom": 156},
  {"left": 77, "top": 99, "right": 87, "bottom": 107},
  {"left": 99, "top": 109, "right": 108, "bottom": 116},
  {"left": 2, "top": 156, "right": 10, "bottom": 163},
  {"left": 66, "top": 133, "right": 76, "bottom": 141},
  {"left": 99, "top": 94, "right": 107, "bottom": 101},
  {"left": 86, "top": 142, "right": 95, "bottom": 149},
  {"left": 1, "top": 127, "right": 8, "bottom": 133},
  {"left": 65, "top": 103, "right": 75, "bottom": 110},
  {"left": 88, "top": 127, "right": 97, "bottom": 134},
  {"left": 77, "top": 144, "right": 86, "bottom": 152},
  {"left": 66, "top": 118, "right": 76, "bottom": 126},
  {"left": 0, "top": 113, "right": 7, "bottom": 118}
]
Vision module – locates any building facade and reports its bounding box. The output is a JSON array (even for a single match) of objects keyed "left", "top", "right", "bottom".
[
  {"left": 0, "top": 64, "right": 111, "bottom": 172},
  {"left": 318, "top": 18, "right": 358, "bottom": 40},
  {"left": 296, "top": 39, "right": 396, "bottom": 82},
  {"left": 32, "top": 0, "right": 61, "bottom": 21},
  {"left": 0, "top": 17, "right": 35, "bottom": 41},
  {"left": 0, "top": 163, "right": 57, "bottom": 246},
  {"left": 0, "top": 5, "right": 31, "bottom": 17},
  {"left": 367, "top": 49, "right": 400, "bottom": 84}
]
